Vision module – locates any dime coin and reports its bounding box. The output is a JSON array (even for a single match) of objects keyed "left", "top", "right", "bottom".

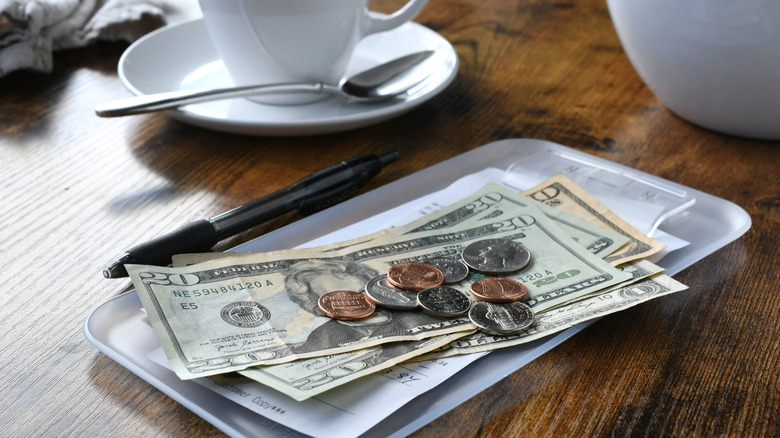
[
  {"left": 468, "top": 301, "right": 535, "bottom": 335},
  {"left": 470, "top": 277, "right": 528, "bottom": 302},
  {"left": 461, "top": 238, "right": 531, "bottom": 274},
  {"left": 317, "top": 290, "right": 376, "bottom": 320},
  {"left": 364, "top": 275, "right": 418, "bottom": 310},
  {"left": 387, "top": 262, "right": 444, "bottom": 291},
  {"left": 424, "top": 257, "right": 470, "bottom": 283},
  {"left": 417, "top": 286, "right": 471, "bottom": 317}
]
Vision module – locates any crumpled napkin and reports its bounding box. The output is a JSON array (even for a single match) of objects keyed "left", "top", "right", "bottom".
[{"left": 0, "top": 0, "right": 168, "bottom": 77}]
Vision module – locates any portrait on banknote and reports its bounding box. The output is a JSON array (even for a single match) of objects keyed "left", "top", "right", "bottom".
[{"left": 283, "top": 258, "right": 455, "bottom": 354}]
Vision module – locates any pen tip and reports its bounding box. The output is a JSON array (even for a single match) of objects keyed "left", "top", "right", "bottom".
[
  {"left": 102, "top": 264, "right": 128, "bottom": 279},
  {"left": 103, "top": 253, "right": 133, "bottom": 279}
]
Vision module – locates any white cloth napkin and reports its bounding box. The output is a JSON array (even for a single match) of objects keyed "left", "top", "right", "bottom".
[{"left": 0, "top": 0, "right": 168, "bottom": 77}]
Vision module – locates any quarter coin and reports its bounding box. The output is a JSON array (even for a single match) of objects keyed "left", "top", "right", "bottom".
[
  {"left": 417, "top": 286, "right": 471, "bottom": 317},
  {"left": 387, "top": 262, "right": 444, "bottom": 291},
  {"left": 317, "top": 290, "right": 376, "bottom": 320},
  {"left": 364, "top": 275, "right": 419, "bottom": 310},
  {"left": 470, "top": 277, "right": 528, "bottom": 302},
  {"left": 468, "top": 301, "right": 535, "bottom": 335},
  {"left": 461, "top": 238, "right": 531, "bottom": 274},
  {"left": 424, "top": 257, "right": 470, "bottom": 283}
]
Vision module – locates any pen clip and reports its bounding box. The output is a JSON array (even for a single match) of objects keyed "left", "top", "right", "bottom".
[{"left": 298, "top": 166, "right": 381, "bottom": 215}]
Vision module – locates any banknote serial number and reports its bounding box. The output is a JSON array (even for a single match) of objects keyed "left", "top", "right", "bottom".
[
  {"left": 171, "top": 280, "right": 275, "bottom": 298},
  {"left": 517, "top": 269, "right": 582, "bottom": 288}
]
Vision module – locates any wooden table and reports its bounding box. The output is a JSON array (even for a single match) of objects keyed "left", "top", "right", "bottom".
[{"left": 1, "top": 0, "right": 778, "bottom": 436}]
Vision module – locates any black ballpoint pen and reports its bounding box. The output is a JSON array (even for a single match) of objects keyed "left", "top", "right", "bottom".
[{"left": 102, "top": 149, "right": 400, "bottom": 278}]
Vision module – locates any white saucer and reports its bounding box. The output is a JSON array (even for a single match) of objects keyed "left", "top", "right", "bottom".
[{"left": 118, "top": 18, "right": 458, "bottom": 136}]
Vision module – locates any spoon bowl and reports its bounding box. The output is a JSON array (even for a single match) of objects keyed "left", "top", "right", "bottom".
[{"left": 95, "top": 51, "right": 438, "bottom": 117}]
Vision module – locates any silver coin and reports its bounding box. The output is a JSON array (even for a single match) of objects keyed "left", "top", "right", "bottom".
[
  {"left": 364, "top": 275, "right": 418, "bottom": 310},
  {"left": 417, "top": 286, "right": 471, "bottom": 317},
  {"left": 468, "top": 301, "right": 535, "bottom": 335},
  {"left": 424, "top": 257, "right": 470, "bottom": 283},
  {"left": 461, "top": 238, "right": 531, "bottom": 274}
]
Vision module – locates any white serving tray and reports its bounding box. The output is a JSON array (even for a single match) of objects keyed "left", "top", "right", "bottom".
[{"left": 84, "top": 139, "right": 751, "bottom": 437}]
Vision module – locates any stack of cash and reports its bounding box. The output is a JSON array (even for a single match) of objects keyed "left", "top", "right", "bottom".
[{"left": 127, "top": 174, "right": 685, "bottom": 401}]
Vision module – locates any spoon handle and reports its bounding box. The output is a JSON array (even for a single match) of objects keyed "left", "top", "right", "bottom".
[{"left": 95, "top": 82, "right": 327, "bottom": 117}]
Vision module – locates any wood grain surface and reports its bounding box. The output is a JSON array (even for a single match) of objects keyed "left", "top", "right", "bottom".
[{"left": 1, "top": 0, "right": 778, "bottom": 436}]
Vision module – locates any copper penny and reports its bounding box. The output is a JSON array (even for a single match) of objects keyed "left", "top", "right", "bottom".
[
  {"left": 470, "top": 277, "right": 528, "bottom": 302},
  {"left": 386, "top": 262, "right": 444, "bottom": 291},
  {"left": 317, "top": 290, "right": 376, "bottom": 320}
]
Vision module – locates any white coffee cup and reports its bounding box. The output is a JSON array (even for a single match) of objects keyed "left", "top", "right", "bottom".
[
  {"left": 606, "top": 0, "right": 780, "bottom": 140},
  {"left": 199, "top": 0, "right": 428, "bottom": 105}
]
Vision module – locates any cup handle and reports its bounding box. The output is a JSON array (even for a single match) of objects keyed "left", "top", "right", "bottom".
[{"left": 364, "top": 0, "right": 428, "bottom": 35}]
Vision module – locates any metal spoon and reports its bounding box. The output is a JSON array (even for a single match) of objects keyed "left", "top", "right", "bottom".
[{"left": 95, "top": 50, "right": 436, "bottom": 117}]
